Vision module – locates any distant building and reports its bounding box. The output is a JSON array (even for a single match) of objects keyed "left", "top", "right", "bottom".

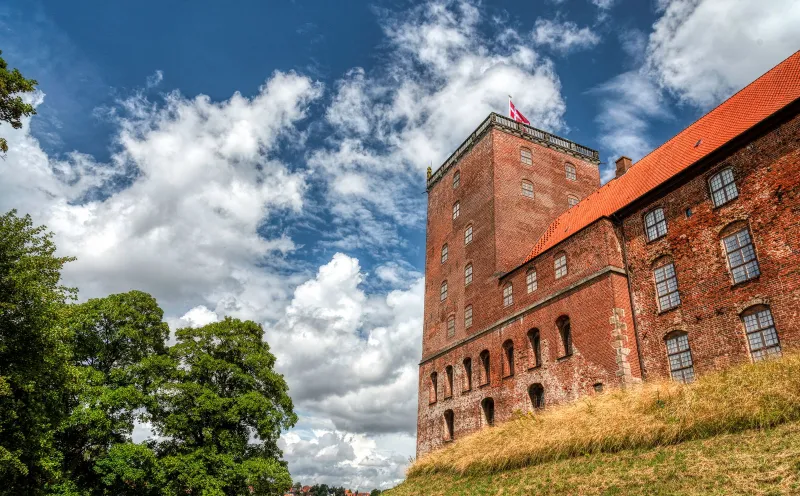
[{"left": 417, "top": 51, "right": 800, "bottom": 456}]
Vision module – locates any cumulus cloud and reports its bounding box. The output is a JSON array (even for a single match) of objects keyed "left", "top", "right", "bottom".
[
  {"left": 532, "top": 19, "right": 600, "bottom": 53},
  {"left": 310, "top": 0, "right": 567, "bottom": 248},
  {"left": 646, "top": 0, "right": 800, "bottom": 108}
]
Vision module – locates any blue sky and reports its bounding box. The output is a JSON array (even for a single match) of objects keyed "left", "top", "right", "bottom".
[{"left": 2, "top": 0, "right": 799, "bottom": 489}]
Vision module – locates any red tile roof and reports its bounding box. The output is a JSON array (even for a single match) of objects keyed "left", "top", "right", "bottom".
[{"left": 524, "top": 50, "right": 800, "bottom": 264}]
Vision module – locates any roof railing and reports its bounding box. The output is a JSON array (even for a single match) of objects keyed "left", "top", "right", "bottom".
[{"left": 427, "top": 112, "right": 599, "bottom": 189}]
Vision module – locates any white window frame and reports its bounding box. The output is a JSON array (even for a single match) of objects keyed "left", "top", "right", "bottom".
[
  {"left": 447, "top": 315, "right": 455, "bottom": 338},
  {"left": 666, "top": 332, "right": 694, "bottom": 383},
  {"left": 520, "top": 147, "right": 532, "bottom": 166},
  {"left": 503, "top": 284, "right": 513, "bottom": 307},
  {"left": 565, "top": 163, "right": 576, "bottom": 181},
  {"left": 441, "top": 244, "right": 448, "bottom": 264},
  {"left": 645, "top": 208, "right": 668, "bottom": 241},
  {"left": 452, "top": 170, "right": 460, "bottom": 189},
  {"left": 554, "top": 254, "right": 567, "bottom": 279},
  {"left": 723, "top": 228, "right": 760, "bottom": 284},
  {"left": 522, "top": 180, "right": 534, "bottom": 198},
  {"left": 654, "top": 262, "right": 681, "bottom": 312},
  {"left": 742, "top": 307, "right": 781, "bottom": 361},
  {"left": 526, "top": 269, "right": 537, "bottom": 293},
  {"left": 440, "top": 281, "right": 448, "bottom": 301},
  {"left": 465, "top": 305, "right": 473, "bottom": 328},
  {"left": 452, "top": 202, "right": 460, "bottom": 220},
  {"left": 568, "top": 196, "right": 579, "bottom": 208},
  {"left": 464, "top": 225, "right": 473, "bottom": 245},
  {"left": 464, "top": 263, "right": 473, "bottom": 286},
  {"left": 709, "top": 168, "right": 738, "bottom": 207}
]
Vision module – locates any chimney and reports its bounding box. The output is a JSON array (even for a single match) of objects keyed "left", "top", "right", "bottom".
[{"left": 615, "top": 156, "right": 632, "bottom": 178}]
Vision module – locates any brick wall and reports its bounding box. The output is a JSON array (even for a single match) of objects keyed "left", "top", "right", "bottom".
[{"left": 624, "top": 110, "right": 800, "bottom": 380}]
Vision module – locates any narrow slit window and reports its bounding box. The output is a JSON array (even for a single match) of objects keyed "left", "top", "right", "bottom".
[
  {"left": 465, "top": 305, "right": 473, "bottom": 328},
  {"left": 654, "top": 262, "right": 681, "bottom": 311},
  {"left": 429, "top": 372, "right": 438, "bottom": 403},
  {"left": 666, "top": 332, "right": 694, "bottom": 383},
  {"left": 528, "top": 329, "right": 541, "bottom": 368},
  {"left": 724, "top": 228, "right": 760, "bottom": 284},
  {"left": 502, "top": 340, "right": 515, "bottom": 377},
  {"left": 443, "top": 410, "right": 454, "bottom": 440},
  {"left": 557, "top": 316, "right": 572, "bottom": 356},
  {"left": 709, "top": 168, "right": 738, "bottom": 207},
  {"left": 462, "top": 358, "right": 472, "bottom": 391},
  {"left": 445, "top": 365, "right": 454, "bottom": 398},
  {"left": 479, "top": 350, "right": 490, "bottom": 386}
]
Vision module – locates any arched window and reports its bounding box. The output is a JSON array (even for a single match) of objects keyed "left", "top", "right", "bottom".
[
  {"left": 526, "top": 269, "right": 537, "bottom": 293},
  {"left": 554, "top": 253, "right": 568, "bottom": 279},
  {"left": 568, "top": 195, "right": 579, "bottom": 208},
  {"left": 452, "top": 170, "right": 460, "bottom": 189},
  {"left": 479, "top": 350, "right": 490, "bottom": 386},
  {"left": 565, "top": 163, "right": 577, "bottom": 181},
  {"left": 440, "top": 281, "right": 448, "bottom": 301},
  {"left": 440, "top": 244, "right": 448, "bottom": 264},
  {"left": 645, "top": 207, "right": 668, "bottom": 241},
  {"left": 462, "top": 357, "right": 473, "bottom": 391},
  {"left": 464, "top": 305, "right": 473, "bottom": 329},
  {"left": 446, "top": 315, "right": 455, "bottom": 338},
  {"left": 529, "top": 383, "right": 544, "bottom": 410},
  {"left": 503, "top": 283, "right": 513, "bottom": 307},
  {"left": 464, "top": 263, "right": 473, "bottom": 286},
  {"left": 521, "top": 180, "right": 534, "bottom": 198},
  {"left": 709, "top": 167, "right": 738, "bottom": 207},
  {"left": 741, "top": 306, "right": 781, "bottom": 361},
  {"left": 502, "top": 340, "right": 515, "bottom": 377},
  {"left": 723, "top": 227, "right": 760, "bottom": 284},
  {"left": 654, "top": 260, "right": 681, "bottom": 311},
  {"left": 520, "top": 147, "right": 532, "bottom": 166},
  {"left": 528, "top": 329, "right": 541, "bottom": 368},
  {"left": 429, "top": 372, "right": 438, "bottom": 403},
  {"left": 464, "top": 224, "right": 473, "bottom": 245},
  {"left": 665, "top": 331, "right": 694, "bottom": 383},
  {"left": 445, "top": 365, "right": 454, "bottom": 398},
  {"left": 557, "top": 316, "right": 572, "bottom": 357},
  {"left": 481, "top": 397, "right": 495, "bottom": 426},
  {"left": 452, "top": 201, "right": 460, "bottom": 220},
  {"left": 443, "top": 409, "right": 455, "bottom": 441}
]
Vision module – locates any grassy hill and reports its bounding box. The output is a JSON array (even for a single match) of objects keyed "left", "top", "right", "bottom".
[{"left": 388, "top": 354, "right": 800, "bottom": 495}]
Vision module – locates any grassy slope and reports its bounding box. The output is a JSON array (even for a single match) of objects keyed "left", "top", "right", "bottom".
[
  {"left": 388, "top": 420, "right": 800, "bottom": 495},
  {"left": 389, "top": 354, "right": 800, "bottom": 495}
]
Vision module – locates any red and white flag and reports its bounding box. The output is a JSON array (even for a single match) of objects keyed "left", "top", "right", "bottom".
[{"left": 509, "top": 97, "right": 530, "bottom": 125}]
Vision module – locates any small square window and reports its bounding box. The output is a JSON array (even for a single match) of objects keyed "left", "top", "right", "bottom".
[{"left": 568, "top": 196, "right": 579, "bottom": 208}]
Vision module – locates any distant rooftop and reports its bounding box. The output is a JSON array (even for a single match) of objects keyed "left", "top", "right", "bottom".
[{"left": 426, "top": 112, "right": 600, "bottom": 190}]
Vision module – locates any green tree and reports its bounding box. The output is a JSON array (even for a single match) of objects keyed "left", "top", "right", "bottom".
[
  {"left": 0, "top": 210, "right": 75, "bottom": 493},
  {"left": 370, "top": 490, "right": 382, "bottom": 496},
  {"left": 0, "top": 50, "right": 38, "bottom": 153},
  {"left": 57, "top": 291, "right": 169, "bottom": 494},
  {"left": 147, "top": 317, "right": 297, "bottom": 495}
]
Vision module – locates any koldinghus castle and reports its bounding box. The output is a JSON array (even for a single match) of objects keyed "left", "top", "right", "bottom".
[{"left": 417, "top": 51, "right": 800, "bottom": 456}]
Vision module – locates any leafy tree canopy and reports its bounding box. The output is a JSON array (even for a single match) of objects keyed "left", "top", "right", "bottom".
[{"left": 0, "top": 50, "right": 38, "bottom": 153}]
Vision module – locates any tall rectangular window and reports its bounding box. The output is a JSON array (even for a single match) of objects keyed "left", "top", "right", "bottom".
[
  {"left": 452, "top": 202, "right": 460, "bottom": 220},
  {"left": 465, "top": 305, "right": 473, "bottom": 328},
  {"left": 522, "top": 180, "right": 534, "bottom": 198},
  {"left": 441, "top": 244, "right": 448, "bottom": 264},
  {"left": 724, "top": 229, "right": 760, "bottom": 284},
  {"left": 464, "top": 225, "right": 473, "bottom": 245},
  {"left": 503, "top": 284, "right": 513, "bottom": 307},
  {"left": 520, "top": 147, "right": 532, "bottom": 165},
  {"left": 452, "top": 170, "right": 460, "bottom": 189},
  {"left": 464, "top": 264, "right": 473, "bottom": 286},
  {"left": 565, "top": 163, "right": 576, "bottom": 181},
  {"left": 666, "top": 333, "right": 694, "bottom": 383},
  {"left": 554, "top": 254, "right": 567, "bottom": 279},
  {"left": 742, "top": 308, "right": 781, "bottom": 361},
  {"left": 654, "top": 262, "right": 681, "bottom": 311},
  {"left": 440, "top": 281, "right": 448, "bottom": 301},
  {"left": 526, "top": 269, "right": 537, "bottom": 293},
  {"left": 645, "top": 208, "right": 668, "bottom": 241},
  {"left": 709, "top": 168, "right": 738, "bottom": 207},
  {"left": 447, "top": 316, "right": 455, "bottom": 338}
]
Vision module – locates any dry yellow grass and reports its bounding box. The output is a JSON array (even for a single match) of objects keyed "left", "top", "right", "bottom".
[{"left": 409, "top": 353, "right": 800, "bottom": 477}]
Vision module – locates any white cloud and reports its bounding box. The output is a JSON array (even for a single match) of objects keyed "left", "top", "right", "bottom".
[
  {"left": 592, "top": 71, "right": 672, "bottom": 182},
  {"left": 146, "top": 70, "right": 164, "bottom": 88},
  {"left": 646, "top": 0, "right": 800, "bottom": 108},
  {"left": 310, "top": 0, "right": 567, "bottom": 248},
  {"left": 532, "top": 18, "right": 601, "bottom": 53},
  {"left": 590, "top": 0, "right": 618, "bottom": 9}
]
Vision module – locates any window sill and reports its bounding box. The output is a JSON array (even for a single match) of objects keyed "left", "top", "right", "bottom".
[
  {"left": 557, "top": 353, "right": 573, "bottom": 362},
  {"left": 645, "top": 234, "right": 667, "bottom": 245},
  {"left": 528, "top": 364, "right": 542, "bottom": 371},
  {"left": 478, "top": 382, "right": 490, "bottom": 389},
  {"left": 657, "top": 305, "right": 681, "bottom": 316},
  {"left": 731, "top": 275, "right": 760, "bottom": 289},
  {"left": 502, "top": 373, "right": 514, "bottom": 380},
  {"left": 443, "top": 438, "right": 453, "bottom": 444},
  {"left": 443, "top": 395, "right": 452, "bottom": 400},
  {"left": 429, "top": 400, "right": 437, "bottom": 406},
  {"left": 711, "top": 197, "right": 738, "bottom": 211}
]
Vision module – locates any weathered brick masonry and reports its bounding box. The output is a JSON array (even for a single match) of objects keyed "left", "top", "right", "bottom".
[{"left": 417, "top": 52, "right": 800, "bottom": 457}]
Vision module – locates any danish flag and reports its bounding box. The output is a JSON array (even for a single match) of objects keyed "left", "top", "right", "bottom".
[{"left": 508, "top": 97, "right": 530, "bottom": 125}]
